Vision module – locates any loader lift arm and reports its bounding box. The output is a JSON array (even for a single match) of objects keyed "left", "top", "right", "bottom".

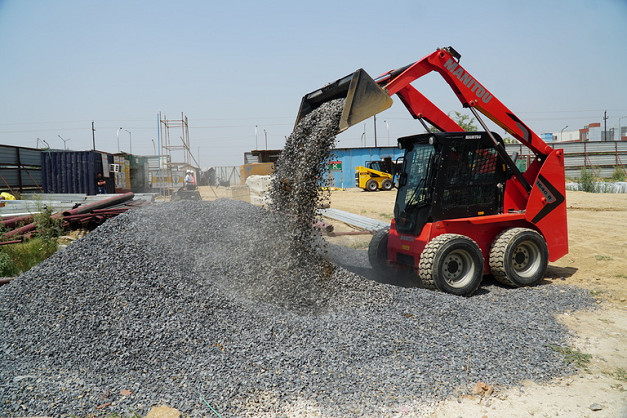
[
  {"left": 376, "top": 47, "right": 553, "bottom": 160},
  {"left": 373, "top": 47, "right": 557, "bottom": 195}
]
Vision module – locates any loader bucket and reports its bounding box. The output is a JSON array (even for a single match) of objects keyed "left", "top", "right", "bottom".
[{"left": 295, "top": 68, "right": 393, "bottom": 133}]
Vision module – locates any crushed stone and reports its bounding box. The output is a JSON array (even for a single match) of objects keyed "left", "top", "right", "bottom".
[
  {"left": 0, "top": 200, "right": 595, "bottom": 417},
  {"left": 0, "top": 97, "right": 595, "bottom": 417}
]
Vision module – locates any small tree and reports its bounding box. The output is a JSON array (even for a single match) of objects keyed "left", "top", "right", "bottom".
[
  {"left": 34, "top": 207, "right": 62, "bottom": 242},
  {"left": 579, "top": 166, "right": 598, "bottom": 193},
  {"left": 449, "top": 111, "right": 479, "bottom": 131}
]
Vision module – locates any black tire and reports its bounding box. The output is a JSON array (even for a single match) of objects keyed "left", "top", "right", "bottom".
[
  {"left": 365, "top": 179, "right": 378, "bottom": 192},
  {"left": 368, "top": 229, "right": 390, "bottom": 272},
  {"left": 381, "top": 178, "right": 393, "bottom": 191},
  {"left": 489, "top": 228, "right": 548, "bottom": 287},
  {"left": 419, "top": 234, "right": 484, "bottom": 296}
]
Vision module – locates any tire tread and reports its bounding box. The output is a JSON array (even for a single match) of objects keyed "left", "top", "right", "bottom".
[
  {"left": 489, "top": 227, "right": 547, "bottom": 287},
  {"left": 419, "top": 233, "right": 483, "bottom": 295}
]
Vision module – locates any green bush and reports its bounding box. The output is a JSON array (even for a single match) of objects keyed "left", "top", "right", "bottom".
[
  {"left": 610, "top": 166, "right": 626, "bottom": 182},
  {"left": 0, "top": 251, "right": 14, "bottom": 276},
  {"left": 579, "top": 167, "right": 599, "bottom": 193},
  {"left": 34, "top": 207, "right": 63, "bottom": 241}
]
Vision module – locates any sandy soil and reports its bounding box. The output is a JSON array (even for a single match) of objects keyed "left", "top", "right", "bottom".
[{"left": 198, "top": 186, "right": 627, "bottom": 417}]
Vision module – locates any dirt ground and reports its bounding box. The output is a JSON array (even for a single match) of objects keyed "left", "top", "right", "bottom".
[{"left": 199, "top": 186, "right": 627, "bottom": 417}]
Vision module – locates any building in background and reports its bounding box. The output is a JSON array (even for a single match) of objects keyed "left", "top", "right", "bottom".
[{"left": 549, "top": 120, "right": 627, "bottom": 143}]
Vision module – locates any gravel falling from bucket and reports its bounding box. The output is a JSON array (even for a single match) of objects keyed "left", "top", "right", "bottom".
[{"left": 268, "top": 98, "right": 344, "bottom": 254}]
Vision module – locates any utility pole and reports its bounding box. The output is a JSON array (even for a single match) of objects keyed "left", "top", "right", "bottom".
[
  {"left": 92, "top": 121, "right": 96, "bottom": 150},
  {"left": 373, "top": 114, "right": 378, "bottom": 148},
  {"left": 117, "top": 127, "right": 123, "bottom": 152},
  {"left": 603, "top": 110, "right": 608, "bottom": 141}
]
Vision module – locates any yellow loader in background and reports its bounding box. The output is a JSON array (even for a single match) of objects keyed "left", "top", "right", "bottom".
[{"left": 355, "top": 158, "right": 398, "bottom": 191}]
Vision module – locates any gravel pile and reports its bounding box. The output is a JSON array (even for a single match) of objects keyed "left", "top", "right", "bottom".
[
  {"left": 0, "top": 99, "right": 594, "bottom": 417},
  {"left": 0, "top": 199, "right": 594, "bottom": 417}
]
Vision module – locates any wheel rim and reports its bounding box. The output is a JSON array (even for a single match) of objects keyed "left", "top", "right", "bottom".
[
  {"left": 441, "top": 249, "right": 475, "bottom": 288},
  {"left": 511, "top": 240, "right": 542, "bottom": 279}
]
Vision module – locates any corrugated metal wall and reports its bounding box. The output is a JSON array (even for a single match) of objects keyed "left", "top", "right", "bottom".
[
  {"left": 505, "top": 141, "right": 627, "bottom": 179},
  {"left": 41, "top": 151, "right": 113, "bottom": 195},
  {"left": 0, "top": 145, "right": 42, "bottom": 192}
]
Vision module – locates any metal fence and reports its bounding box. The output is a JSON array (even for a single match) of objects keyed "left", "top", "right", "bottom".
[
  {"left": 505, "top": 141, "right": 627, "bottom": 179},
  {"left": 214, "top": 166, "right": 241, "bottom": 186},
  {"left": 0, "top": 145, "right": 43, "bottom": 193}
]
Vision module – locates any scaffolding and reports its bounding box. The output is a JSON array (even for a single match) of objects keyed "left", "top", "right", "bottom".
[{"left": 158, "top": 112, "right": 199, "bottom": 197}]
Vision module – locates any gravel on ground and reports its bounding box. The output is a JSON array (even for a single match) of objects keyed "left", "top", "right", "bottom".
[{"left": 0, "top": 199, "right": 595, "bottom": 417}]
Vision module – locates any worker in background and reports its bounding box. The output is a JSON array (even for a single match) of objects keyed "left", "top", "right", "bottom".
[
  {"left": 184, "top": 170, "right": 196, "bottom": 190},
  {"left": 97, "top": 173, "right": 106, "bottom": 194}
]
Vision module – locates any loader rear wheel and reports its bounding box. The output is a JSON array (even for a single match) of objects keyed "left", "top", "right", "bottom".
[
  {"left": 368, "top": 228, "right": 390, "bottom": 272},
  {"left": 489, "top": 228, "right": 548, "bottom": 287},
  {"left": 369, "top": 229, "right": 418, "bottom": 286},
  {"left": 419, "top": 234, "right": 484, "bottom": 296},
  {"left": 381, "top": 179, "right": 393, "bottom": 191},
  {"left": 365, "top": 179, "right": 378, "bottom": 192}
]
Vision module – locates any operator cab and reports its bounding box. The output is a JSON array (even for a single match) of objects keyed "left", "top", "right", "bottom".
[
  {"left": 394, "top": 132, "right": 507, "bottom": 235},
  {"left": 367, "top": 160, "right": 385, "bottom": 172}
]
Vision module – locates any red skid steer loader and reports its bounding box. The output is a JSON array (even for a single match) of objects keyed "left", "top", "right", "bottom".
[{"left": 296, "top": 46, "right": 567, "bottom": 296}]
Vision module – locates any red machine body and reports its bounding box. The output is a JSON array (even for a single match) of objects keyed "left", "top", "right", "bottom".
[{"left": 376, "top": 48, "right": 567, "bottom": 277}]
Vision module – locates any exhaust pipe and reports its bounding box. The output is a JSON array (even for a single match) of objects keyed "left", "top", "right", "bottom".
[{"left": 295, "top": 69, "right": 393, "bottom": 133}]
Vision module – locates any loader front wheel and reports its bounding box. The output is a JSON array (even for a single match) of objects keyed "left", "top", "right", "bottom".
[
  {"left": 365, "top": 179, "right": 378, "bottom": 192},
  {"left": 419, "top": 234, "right": 484, "bottom": 296},
  {"left": 381, "top": 178, "right": 393, "bottom": 191},
  {"left": 489, "top": 228, "right": 548, "bottom": 287}
]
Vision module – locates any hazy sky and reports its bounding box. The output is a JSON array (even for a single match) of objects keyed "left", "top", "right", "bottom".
[{"left": 1, "top": 0, "right": 625, "bottom": 168}]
